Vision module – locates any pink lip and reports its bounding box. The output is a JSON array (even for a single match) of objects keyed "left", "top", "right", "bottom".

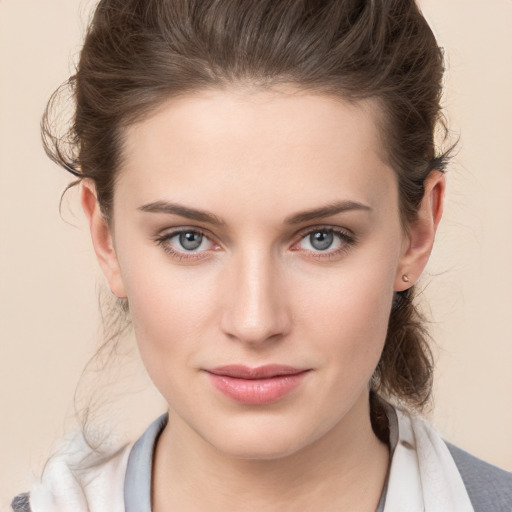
[{"left": 205, "top": 365, "right": 310, "bottom": 405}]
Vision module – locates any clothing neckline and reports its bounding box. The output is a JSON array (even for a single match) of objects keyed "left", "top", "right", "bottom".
[{"left": 123, "top": 406, "right": 398, "bottom": 512}]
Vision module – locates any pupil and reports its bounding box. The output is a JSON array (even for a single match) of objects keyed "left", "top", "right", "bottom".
[
  {"left": 179, "top": 232, "right": 202, "bottom": 250},
  {"left": 310, "top": 231, "right": 333, "bottom": 251}
]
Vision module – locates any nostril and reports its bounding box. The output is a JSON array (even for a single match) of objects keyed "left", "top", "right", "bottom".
[{"left": 220, "top": 302, "right": 291, "bottom": 345}]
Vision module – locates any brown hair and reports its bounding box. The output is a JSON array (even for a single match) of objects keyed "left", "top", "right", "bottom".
[{"left": 44, "top": 0, "right": 450, "bottom": 411}]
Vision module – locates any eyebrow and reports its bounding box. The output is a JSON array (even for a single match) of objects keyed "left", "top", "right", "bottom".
[
  {"left": 138, "top": 201, "right": 226, "bottom": 225},
  {"left": 137, "top": 199, "right": 371, "bottom": 226},
  {"left": 284, "top": 200, "right": 372, "bottom": 224}
]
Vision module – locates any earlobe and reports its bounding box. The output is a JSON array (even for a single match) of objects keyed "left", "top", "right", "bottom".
[
  {"left": 80, "top": 181, "right": 127, "bottom": 298},
  {"left": 394, "top": 171, "right": 446, "bottom": 291}
]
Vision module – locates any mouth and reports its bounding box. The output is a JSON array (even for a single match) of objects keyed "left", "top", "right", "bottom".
[{"left": 204, "top": 365, "right": 311, "bottom": 404}]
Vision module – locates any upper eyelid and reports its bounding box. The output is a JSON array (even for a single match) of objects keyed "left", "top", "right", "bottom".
[
  {"left": 156, "top": 226, "right": 214, "bottom": 240},
  {"left": 156, "top": 225, "right": 352, "bottom": 237},
  {"left": 294, "top": 224, "right": 354, "bottom": 239}
]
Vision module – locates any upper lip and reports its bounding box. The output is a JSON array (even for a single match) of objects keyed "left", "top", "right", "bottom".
[{"left": 207, "top": 365, "right": 309, "bottom": 379}]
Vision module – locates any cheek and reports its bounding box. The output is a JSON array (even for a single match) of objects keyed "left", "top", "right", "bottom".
[
  {"left": 127, "top": 278, "right": 217, "bottom": 410},
  {"left": 294, "top": 254, "right": 397, "bottom": 382},
  {"left": 117, "top": 246, "right": 220, "bottom": 383}
]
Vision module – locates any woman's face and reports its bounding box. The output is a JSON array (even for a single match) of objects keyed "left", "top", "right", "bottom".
[{"left": 93, "top": 89, "right": 420, "bottom": 459}]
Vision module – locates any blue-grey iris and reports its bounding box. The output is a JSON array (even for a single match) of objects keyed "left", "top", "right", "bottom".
[
  {"left": 179, "top": 232, "right": 203, "bottom": 250},
  {"left": 310, "top": 231, "right": 333, "bottom": 251}
]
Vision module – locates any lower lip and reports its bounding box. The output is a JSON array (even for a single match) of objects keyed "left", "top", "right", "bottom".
[{"left": 206, "top": 371, "right": 309, "bottom": 405}]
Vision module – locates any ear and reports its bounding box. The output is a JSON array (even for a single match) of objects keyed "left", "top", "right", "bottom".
[
  {"left": 80, "top": 181, "right": 127, "bottom": 298},
  {"left": 394, "top": 171, "right": 445, "bottom": 291}
]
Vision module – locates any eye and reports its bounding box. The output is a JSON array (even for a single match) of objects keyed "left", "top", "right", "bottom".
[
  {"left": 155, "top": 229, "right": 218, "bottom": 259},
  {"left": 303, "top": 231, "right": 337, "bottom": 251},
  {"left": 293, "top": 227, "right": 355, "bottom": 257}
]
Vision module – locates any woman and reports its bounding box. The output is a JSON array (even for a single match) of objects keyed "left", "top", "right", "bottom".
[{"left": 12, "top": 0, "right": 511, "bottom": 511}]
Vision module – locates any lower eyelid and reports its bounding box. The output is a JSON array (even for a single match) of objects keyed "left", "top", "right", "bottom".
[
  {"left": 302, "top": 239, "right": 355, "bottom": 259},
  {"left": 157, "top": 241, "right": 213, "bottom": 261}
]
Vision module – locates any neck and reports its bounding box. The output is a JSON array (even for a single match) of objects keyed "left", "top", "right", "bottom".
[{"left": 152, "top": 393, "right": 389, "bottom": 512}]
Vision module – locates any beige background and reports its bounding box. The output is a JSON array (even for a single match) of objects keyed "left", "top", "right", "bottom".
[{"left": 1, "top": 0, "right": 511, "bottom": 507}]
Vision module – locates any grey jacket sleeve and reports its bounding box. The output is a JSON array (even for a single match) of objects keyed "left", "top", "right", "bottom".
[
  {"left": 11, "top": 493, "right": 31, "bottom": 512},
  {"left": 447, "top": 442, "right": 512, "bottom": 512}
]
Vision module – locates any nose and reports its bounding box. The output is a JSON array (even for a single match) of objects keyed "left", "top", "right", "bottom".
[{"left": 219, "top": 249, "right": 291, "bottom": 346}]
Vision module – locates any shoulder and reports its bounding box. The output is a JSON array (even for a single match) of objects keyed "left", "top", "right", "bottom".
[
  {"left": 388, "top": 403, "right": 512, "bottom": 511},
  {"left": 11, "top": 431, "right": 132, "bottom": 512},
  {"left": 12, "top": 415, "right": 168, "bottom": 512},
  {"left": 446, "top": 442, "right": 512, "bottom": 512},
  {"left": 11, "top": 493, "right": 31, "bottom": 512}
]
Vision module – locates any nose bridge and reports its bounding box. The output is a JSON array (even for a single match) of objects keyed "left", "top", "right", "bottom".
[{"left": 220, "top": 244, "right": 289, "bottom": 345}]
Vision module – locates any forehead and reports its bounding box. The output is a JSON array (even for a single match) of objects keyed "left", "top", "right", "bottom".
[{"left": 116, "top": 88, "right": 397, "bottom": 220}]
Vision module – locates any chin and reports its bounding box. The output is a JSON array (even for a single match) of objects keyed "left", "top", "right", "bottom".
[
  {"left": 200, "top": 414, "right": 328, "bottom": 461},
  {"left": 214, "top": 435, "right": 306, "bottom": 461}
]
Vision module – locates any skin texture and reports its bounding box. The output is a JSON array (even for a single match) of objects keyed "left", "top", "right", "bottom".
[{"left": 82, "top": 88, "right": 444, "bottom": 511}]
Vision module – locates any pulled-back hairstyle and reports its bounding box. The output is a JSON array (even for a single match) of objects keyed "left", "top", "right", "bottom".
[{"left": 44, "top": 0, "right": 450, "bottom": 413}]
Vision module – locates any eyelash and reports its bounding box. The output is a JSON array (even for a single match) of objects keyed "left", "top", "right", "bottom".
[
  {"left": 154, "top": 228, "right": 218, "bottom": 261},
  {"left": 292, "top": 226, "right": 356, "bottom": 260},
  {"left": 154, "top": 226, "right": 357, "bottom": 262}
]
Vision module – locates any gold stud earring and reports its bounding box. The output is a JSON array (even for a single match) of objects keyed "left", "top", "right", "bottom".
[{"left": 402, "top": 274, "right": 410, "bottom": 283}]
